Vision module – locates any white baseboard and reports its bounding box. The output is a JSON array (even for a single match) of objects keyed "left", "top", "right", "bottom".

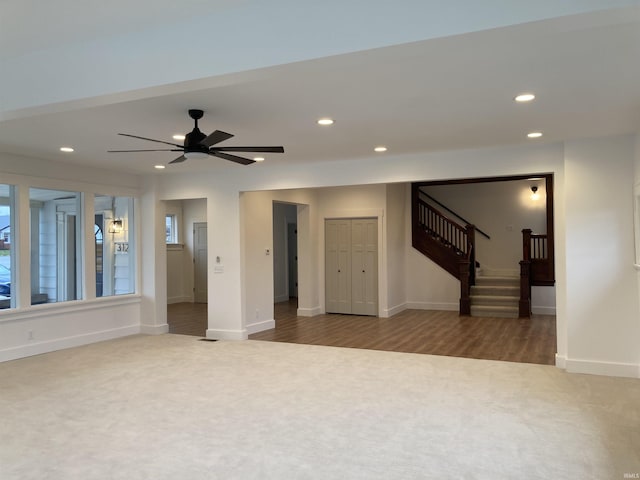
[
  {"left": 167, "top": 296, "right": 191, "bottom": 305},
  {"left": 555, "top": 354, "right": 566, "bottom": 369},
  {"left": 405, "top": 301, "right": 458, "bottom": 311},
  {"left": 564, "top": 357, "right": 639, "bottom": 378},
  {"left": 381, "top": 303, "right": 407, "bottom": 318},
  {"left": 140, "top": 323, "right": 169, "bottom": 335},
  {"left": 0, "top": 325, "right": 140, "bottom": 363},
  {"left": 206, "top": 328, "right": 248, "bottom": 341},
  {"left": 532, "top": 306, "right": 556, "bottom": 315},
  {"left": 297, "top": 306, "right": 323, "bottom": 317},
  {"left": 246, "top": 319, "right": 275, "bottom": 335}
]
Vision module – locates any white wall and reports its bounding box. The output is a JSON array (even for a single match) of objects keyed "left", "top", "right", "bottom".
[
  {"left": 0, "top": 152, "right": 142, "bottom": 361},
  {"left": 563, "top": 135, "right": 639, "bottom": 377},
  {"left": 423, "top": 180, "right": 547, "bottom": 274},
  {"left": 147, "top": 136, "right": 638, "bottom": 377},
  {"left": 385, "top": 183, "right": 407, "bottom": 316},
  {"left": 165, "top": 200, "right": 186, "bottom": 304}
]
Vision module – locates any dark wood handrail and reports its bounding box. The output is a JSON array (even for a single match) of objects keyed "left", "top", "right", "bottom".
[
  {"left": 417, "top": 198, "right": 469, "bottom": 256},
  {"left": 418, "top": 190, "right": 491, "bottom": 240},
  {"left": 413, "top": 186, "right": 476, "bottom": 316}
]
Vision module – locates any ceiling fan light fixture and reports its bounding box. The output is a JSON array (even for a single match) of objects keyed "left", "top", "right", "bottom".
[
  {"left": 154, "top": 165, "right": 165, "bottom": 169},
  {"left": 172, "top": 134, "right": 186, "bottom": 141},
  {"left": 183, "top": 151, "right": 209, "bottom": 160},
  {"left": 254, "top": 157, "right": 265, "bottom": 162}
]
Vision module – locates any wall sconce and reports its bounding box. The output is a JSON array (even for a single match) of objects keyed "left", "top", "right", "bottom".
[
  {"left": 530, "top": 186, "right": 540, "bottom": 201},
  {"left": 109, "top": 219, "right": 123, "bottom": 234}
]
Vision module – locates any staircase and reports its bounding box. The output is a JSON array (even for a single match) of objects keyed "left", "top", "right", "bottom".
[{"left": 470, "top": 273, "right": 519, "bottom": 318}]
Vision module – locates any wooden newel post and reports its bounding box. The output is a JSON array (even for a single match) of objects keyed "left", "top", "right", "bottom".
[
  {"left": 466, "top": 224, "right": 476, "bottom": 286},
  {"left": 459, "top": 259, "right": 471, "bottom": 316},
  {"left": 519, "top": 229, "right": 532, "bottom": 318}
]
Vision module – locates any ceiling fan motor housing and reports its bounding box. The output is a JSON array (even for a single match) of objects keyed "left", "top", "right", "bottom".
[{"left": 184, "top": 127, "right": 208, "bottom": 154}]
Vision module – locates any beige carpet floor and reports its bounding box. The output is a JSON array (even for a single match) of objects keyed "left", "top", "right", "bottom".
[{"left": 0, "top": 334, "right": 638, "bottom": 479}]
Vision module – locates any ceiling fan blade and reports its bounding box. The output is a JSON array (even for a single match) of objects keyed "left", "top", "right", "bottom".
[
  {"left": 210, "top": 151, "right": 255, "bottom": 165},
  {"left": 209, "top": 146, "right": 285, "bottom": 153},
  {"left": 169, "top": 155, "right": 187, "bottom": 164},
  {"left": 108, "top": 149, "right": 183, "bottom": 152},
  {"left": 118, "top": 133, "right": 183, "bottom": 148},
  {"left": 200, "top": 130, "right": 234, "bottom": 147}
]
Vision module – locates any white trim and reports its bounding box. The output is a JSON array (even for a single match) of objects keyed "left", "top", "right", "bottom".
[
  {"left": 555, "top": 353, "right": 566, "bottom": 369},
  {"left": 565, "top": 358, "right": 640, "bottom": 378},
  {"left": 297, "top": 306, "right": 322, "bottom": 317},
  {"left": 0, "top": 325, "right": 140, "bottom": 363},
  {"left": 206, "top": 328, "right": 248, "bottom": 341},
  {"left": 0, "top": 294, "right": 141, "bottom": 323},
  {"left": 140, "top": 323, "right": 169, "bottom": 335},
  {"left": 405, "top": 301, "right": 458, "bottom": 311},
  {"left": 381, "top": 302, "right": 407, "bottom": 318},
  {"left": 246, "top": 319, "right": 275, "bottom": 335}
]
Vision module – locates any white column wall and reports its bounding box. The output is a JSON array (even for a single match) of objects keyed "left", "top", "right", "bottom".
[
  {"left": 563, "top": 135, "right": 640, "bottom": 377},
  {"left": 0, "top": 152, "right": 142, "bottom": 361}
]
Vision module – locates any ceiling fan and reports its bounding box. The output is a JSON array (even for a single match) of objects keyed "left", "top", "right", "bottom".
[{"left": 108, "top": 109, "right": 284, "bottom": 165}]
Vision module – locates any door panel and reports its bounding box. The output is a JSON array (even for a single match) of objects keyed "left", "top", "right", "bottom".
[
  {"left": 352, "top": 219, "right": 378, "bottom": 316},
  {"left": 326, "top": 218, "right": 377, "bottom": 316},
  {"left": 325, "top": 219, "right": 352, "bottom": 314}
]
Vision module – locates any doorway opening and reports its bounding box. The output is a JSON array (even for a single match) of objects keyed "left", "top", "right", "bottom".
[
  {"left": 273, "top": 202, "right": 298, "bottom": 316},
  {"left": 165, "top": 198, "right": 208, "bottom": 336}
]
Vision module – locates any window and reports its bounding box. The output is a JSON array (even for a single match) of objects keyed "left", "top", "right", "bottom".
[
  {"left": 29, "top": 188, "right": 82, "bottom": 305},
  {"left": 166, "top": 214, "right": 177, "bottom": 243},
  {"left": 0, "top": 184, "right": 14, "bottom": 310},
  {"left": 95, "top": 195, "right": 135, "bottom": 297}
]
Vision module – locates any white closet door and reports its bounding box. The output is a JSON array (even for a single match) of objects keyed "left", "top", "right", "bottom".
[
  {"left": 351, "top": 218, "right": 378, "bottom": 316},
  {"left": 326, "top": 218, "right": 377, "bottom": 316},
  {"left": 325, "top": 219, "right": 352, "bottom": 314}
]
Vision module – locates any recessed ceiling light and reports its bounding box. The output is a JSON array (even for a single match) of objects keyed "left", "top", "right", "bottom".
[
  {"left": 172, "top": 134, "right": 186, "bottom": 141},
  {"left": 374, "top": 146, "right": 388, "bottom": 152},
  {"left": 59, "top": 147, "right": 74, "bottom": 153},
  {"left": 515, "top": 93, "right": 536, "bottom": 103},
  {"left": 527, "top": 132, "right": 543, "bottom": 138},
  {"left": 317, "top": 118, "right": 334, "bottom": 126},
  {"left": 154, "top": 165, "right": 166, "bottom": 169},
  {"left": 254, "top": 157, "right": 265, "bottom": 162}
]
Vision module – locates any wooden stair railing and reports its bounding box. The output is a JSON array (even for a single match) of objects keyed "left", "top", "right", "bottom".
[
  {"left": 520, "top": 229, "right": 555, "bottom": 318},
  {"left": 412, "top": 185, "right": 475, "bottom": 315}
]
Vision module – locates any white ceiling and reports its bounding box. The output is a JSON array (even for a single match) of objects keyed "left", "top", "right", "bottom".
[{"left": 0, "top": 3, "right": 638, "bottom": 175}]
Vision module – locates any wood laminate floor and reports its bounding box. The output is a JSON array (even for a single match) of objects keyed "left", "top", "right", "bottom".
[
  {"left": 168, "top": 300, "right": 557, "bottom": 365},
  {"left": 167, "top": 302, "right": 207, "bottom": 337}
]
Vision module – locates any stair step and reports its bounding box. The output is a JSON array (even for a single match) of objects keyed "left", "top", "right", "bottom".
[
  {"left": 470, "top": 294, "right": 519, "bottom": 307},
  {"left": 475, "top": 275, "right": 519, "bottom": 287},
  {"left": 470, "top": 305, "right": 519, "bottom": 318},
  {"left": 471, "top": 285, "right": 519, "bottom": 296}
]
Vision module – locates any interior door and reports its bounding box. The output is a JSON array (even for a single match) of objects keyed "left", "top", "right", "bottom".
[
  {"left": 351, "top": 218, "right": 378, "bottom": 315},
  {"left": 325, "top": 219, "right": 352, "bottom": 314},
  {"left": 193, "top": 222, "right": 207, "bottom": 303}
]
